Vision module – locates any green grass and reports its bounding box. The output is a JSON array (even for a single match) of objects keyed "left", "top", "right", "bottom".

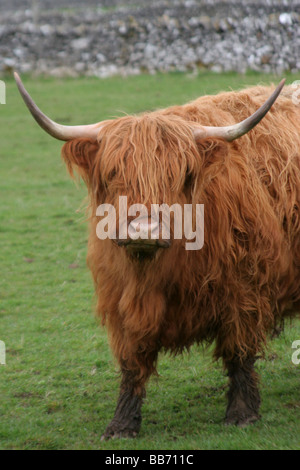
[{"left": 0, "top": 70, "right": 299, "bottom": 450}]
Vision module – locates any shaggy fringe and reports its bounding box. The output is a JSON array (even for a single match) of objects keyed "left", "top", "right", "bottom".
[{"left": 62, "top": 83, "right": 300, "bottom": 390}]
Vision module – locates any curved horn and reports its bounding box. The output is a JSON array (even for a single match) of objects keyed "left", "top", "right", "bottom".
[
  {"left": 14, "top": 72, "right": 103, "bottom": 141},
  {"left": 193, "top": 79, "right": 286, "bottom": 142}
]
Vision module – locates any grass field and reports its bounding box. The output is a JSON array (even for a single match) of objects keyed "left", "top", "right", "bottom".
[{"left": 0, "top": 70, "right": 299, "bottom": 450}]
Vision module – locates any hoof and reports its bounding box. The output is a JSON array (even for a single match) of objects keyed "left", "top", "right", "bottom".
[
  {"left": 101, "top": 427, "right": 138, "bottom": 441},
  {"left": 225, "top": 411, "right": 260, "bottom": 427}
]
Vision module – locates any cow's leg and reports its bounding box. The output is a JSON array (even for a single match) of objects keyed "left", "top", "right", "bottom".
[
  {"left": 101, "top": 353, "right": 157, "bottom": 440},
  {"left": 101, "top": 369, "right": 144, "bottom": 440},
  {"left": 224, "top": 356, "right": 261, "bottom": 426}
]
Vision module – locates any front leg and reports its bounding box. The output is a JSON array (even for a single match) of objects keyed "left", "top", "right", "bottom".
[
  {"left": 101, "top": 369, "right": 144, "bottom": 440},
  {"left": 225, "top": 356, "right": 261, "bottom": 426},
  {"left": 101, "top": 345, "right": 158, "bottom": 440}
]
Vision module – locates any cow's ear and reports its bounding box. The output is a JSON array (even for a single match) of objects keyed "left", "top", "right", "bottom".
[{"left": 61, "top": 138, "right": 99, "bottom": 184}]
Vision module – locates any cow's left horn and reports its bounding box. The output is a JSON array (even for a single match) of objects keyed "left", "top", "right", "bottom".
[
  {"left": 14, "top": 72, "right": 103, "bottom": 141},
  {"left": 192, "top": 79, "right": 285, "bottom": 142}
]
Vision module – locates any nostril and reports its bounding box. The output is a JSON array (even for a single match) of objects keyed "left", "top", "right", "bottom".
[{"left": 115, "top": 238, "right": 130, "bottom": 247}]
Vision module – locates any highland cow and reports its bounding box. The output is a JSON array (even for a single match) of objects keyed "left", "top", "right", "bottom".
[{"left": 15, "top": 73, "right": 300, "bottom": 439}]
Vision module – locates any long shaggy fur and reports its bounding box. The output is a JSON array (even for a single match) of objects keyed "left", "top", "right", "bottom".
[{"left": 62, "top": 83, "right": 300, "bottom": 392}]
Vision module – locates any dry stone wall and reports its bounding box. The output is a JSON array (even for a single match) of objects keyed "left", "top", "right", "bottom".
[{"left": 1, "top": 0, "right": 299, "bottom": 77}]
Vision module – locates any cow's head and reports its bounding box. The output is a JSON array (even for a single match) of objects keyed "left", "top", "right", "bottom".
[{"left": 15, "top": 73, "right": 285, "bottom": 260}]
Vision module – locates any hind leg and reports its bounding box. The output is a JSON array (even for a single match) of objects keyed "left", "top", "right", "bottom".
[{"left": 224, "top": 356, "right": 261, "bottom": 426}]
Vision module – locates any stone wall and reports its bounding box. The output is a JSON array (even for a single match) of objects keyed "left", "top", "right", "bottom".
[{"left": 1, "top": 0, "right": 300, "bottom": 77}]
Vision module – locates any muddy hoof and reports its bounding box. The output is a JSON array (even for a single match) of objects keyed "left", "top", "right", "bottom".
[
  {"left": 225, "top": 409, "right": 260, "bottom": 427},
  {"left": 101, "top": 423, "right": 139, "bottom": 441}
]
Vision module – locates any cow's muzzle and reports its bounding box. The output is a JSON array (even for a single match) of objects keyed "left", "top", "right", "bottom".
[{"left": 116, "top": 217, "right": 171, "bottom": 255}]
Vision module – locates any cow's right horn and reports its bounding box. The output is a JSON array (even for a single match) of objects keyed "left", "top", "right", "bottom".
[{"left": 14, "top": 72, "right": 103, "bottom": 141}]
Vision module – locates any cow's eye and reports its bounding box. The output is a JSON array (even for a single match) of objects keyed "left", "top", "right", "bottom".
[
  {"left": 184, "top": 169, "right": 193, "bottom": 188},
  {"left": 108, "top": 169, "right": 117, "bottom": 181}
]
